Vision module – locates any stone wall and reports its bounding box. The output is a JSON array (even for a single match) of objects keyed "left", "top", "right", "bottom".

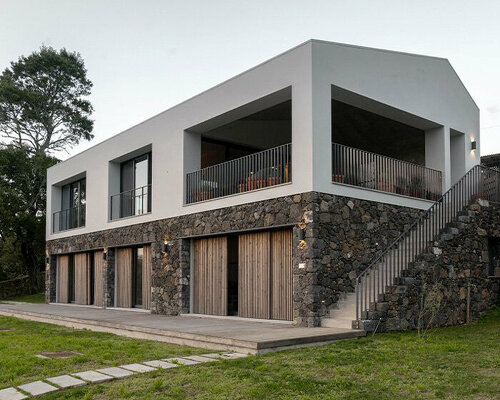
[
  {"left": 46, "top": 191, "right": 420, "bottom": 326},
  {"left": 361, "top": 200, "right": 500, "bottom": 332}
]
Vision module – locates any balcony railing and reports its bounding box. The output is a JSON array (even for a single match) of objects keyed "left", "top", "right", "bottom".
[
  {"left": 110, "top": 184, "right": 151, "bottom": 220},
  {"left": 332, "top": 142, "right": 442, "bottom": 201},
  {"left": 186, "top": 143, "right": 292, "bottom": 204},
  {"left": 52, "top": 204, "right": 86, "bottom": 233}
]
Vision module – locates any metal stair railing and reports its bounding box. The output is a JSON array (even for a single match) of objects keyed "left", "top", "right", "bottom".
[{"left": 354, "top": 165, "right": 500, "bottom": 326}]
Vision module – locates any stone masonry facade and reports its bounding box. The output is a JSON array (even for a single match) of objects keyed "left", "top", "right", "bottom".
[
  {"left": 46, "top": 191, "right": 499, "bottom": 328},
  {"left": 361, "top": 199, "right": 500, "bottom": 332}
]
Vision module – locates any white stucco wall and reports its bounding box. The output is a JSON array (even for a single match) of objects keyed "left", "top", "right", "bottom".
[{"left": 46, "top": 40, "right": 480, "bottom": 240}]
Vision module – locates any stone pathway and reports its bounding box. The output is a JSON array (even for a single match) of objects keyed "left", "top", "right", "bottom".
[{"left": 0, "top": 352, "right": 248, "bottom": 399}]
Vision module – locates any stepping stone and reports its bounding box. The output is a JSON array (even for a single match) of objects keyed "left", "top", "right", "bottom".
[
  {"left": 72, "top": 371, "right": 113, "bottom": 383},
  {"left": 200, "top": 353, "right": 224, "bottom": 359},
  {"left": 0, "top": 387, "right": 28, "bottom": 400},
  {"left": 143, "top": 360, "right": 178, "bottom": 369},
  {"left": 120, "top": 363, "right": 157, "bottom": 373},
  {"left": 220, "top": 352, "right": 249, "bottom": 359},
  {"left": 17, "top": 381, "right": 58, "bottom": 396},
  {"left": 162, "top": 357, "right": 200, "bottom": 366},
  {"left": 46, "top": 374, "right": 86, "bottom": 388},
  {"left": 184, "top": 355, "right": 218, "bottom": 363},
  {"left": 97, "top": 367, "right": 134, "bottom": 379}
]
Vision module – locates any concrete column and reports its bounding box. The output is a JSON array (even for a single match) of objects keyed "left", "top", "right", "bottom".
[
  {"left": 425, "top": 126, "right": 451, "bottom": 192},
  {"left": 311, "top": 80, "right": 332, "bottom": 192},
  {"left": 183, "top": 130, "right": 201, "bottom": 204}
]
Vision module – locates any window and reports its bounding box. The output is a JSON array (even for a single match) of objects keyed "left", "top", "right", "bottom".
[
  {"left": 111, "top": 153, "right": 151, "bottom": 219},
  {"left": 133, "top": 247, "right": 143, "bottom": 308},
  {"left": 54, "top": 178, "right": 86, "bottom": 232}
]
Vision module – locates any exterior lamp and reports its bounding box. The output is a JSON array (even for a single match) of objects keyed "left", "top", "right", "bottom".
[
  {"left": 103, "top": 250, "right": 108, "bottom": 261},
  {"left": 297, "top": 223, "right": 307, "bottom": 249},
  {"left": 471, "top": 140, "right": 477, "bottom": 151},
  {"left": 45, "top": 256, "right": 50, "bottom": 265},
  {"left": 162, "top": 240, "right": 170, "bottom": 254}
]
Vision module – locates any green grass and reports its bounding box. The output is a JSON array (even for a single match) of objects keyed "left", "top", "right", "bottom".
[
  {"left": 0, "top": 317, "right": 206, "bottom": 389},
  {"left": 42, "top": 308, "right": 500, "bottom": 400},
  {"left": 7, "top": 292, "right": 45, "bottom": 303}
]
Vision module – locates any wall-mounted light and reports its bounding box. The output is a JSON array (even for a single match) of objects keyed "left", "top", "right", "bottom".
[
  {"left": 103, "top": 250, "right": 108, "bottom": 261},
  {"left": 298, "top": 227, "right": 306, "bottom": 241},
  {"left": 45, "top": 256, "right": 50, "bottom": 265},
  {"left": 471, "top": 140, "right": 477, "bottom": 151},
  {"left": 162, "top": 240, "right": 170, "bottom": 254},
  {"left": 297, "top": 223, "right": 307, "bottom": 249}
]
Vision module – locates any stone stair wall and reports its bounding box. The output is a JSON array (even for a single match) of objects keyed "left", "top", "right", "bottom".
[{"left": 359, "top": 199, "right": 500, "bottom": 332}]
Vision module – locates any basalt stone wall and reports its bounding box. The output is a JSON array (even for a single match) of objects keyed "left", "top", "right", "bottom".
[
  {"left": 312, "top": 193, "right": 421, "bottom": 318},
  {"left": 46, "top": 191, "right": 423, "bottom": 326},
  {"left": 362, "top": 200, "right": 500, "bottom": 332}
]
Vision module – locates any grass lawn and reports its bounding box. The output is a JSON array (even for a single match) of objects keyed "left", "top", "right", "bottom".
[
  {"left": 38, "top": 307, "right": 500, "bottom": 400},
  {"left": 6, "top": 291, "right": 45, "bottom": 303},
  {"left": 0, "top": 316, "right": 206, "bottom": 389}
]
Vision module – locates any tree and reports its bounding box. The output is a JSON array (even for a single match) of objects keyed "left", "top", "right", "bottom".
[
  {"left": 0, "top": 46, "right": 93, "bottom": 291},
  {"left": 0, "top": 146, "right": 58, "bottom": 289},
  {"left": 0, "top": 46, "right": 93, "bottom": 153}
]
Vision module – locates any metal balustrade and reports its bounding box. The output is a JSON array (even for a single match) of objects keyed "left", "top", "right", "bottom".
[
  {"left": 52, "top": 204, "right": 86, "bottom": 233},
  {"left": 186, "top": 143, "right": 292, "bottom": 204},
  {"left": 332, "top": 142, "right": 442, "bottom": 201},
  {"left": 354, "top": 165, "right": 500, "bottom": 327},
  {"left": 110, "top": 184, "right": 151, "bottom": 220}
]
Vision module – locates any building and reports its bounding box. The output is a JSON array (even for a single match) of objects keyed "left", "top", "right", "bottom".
[{"left": 46, "top": 40, "right": 499, "bottom": 331}]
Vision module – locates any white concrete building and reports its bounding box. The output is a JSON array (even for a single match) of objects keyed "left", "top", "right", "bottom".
[{"left": 45, "top": 40, "right": 481, "bottom": 328}]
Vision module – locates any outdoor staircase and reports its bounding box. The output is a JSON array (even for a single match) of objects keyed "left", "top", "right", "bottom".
[{"left": 321, "top": 165, "right": 500, "bottom": 331}]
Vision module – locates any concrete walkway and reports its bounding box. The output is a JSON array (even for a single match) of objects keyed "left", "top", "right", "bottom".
[
  {"left": 0, "top": 351, "right": 248, "bottom": 399},
  {"left": 0, "top": 302, "right": 365, "bottom": 354}
]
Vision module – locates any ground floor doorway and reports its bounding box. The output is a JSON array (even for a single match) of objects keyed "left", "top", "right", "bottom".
[{"left": 191, "top": 229, "right": 293, "bottom": 321}]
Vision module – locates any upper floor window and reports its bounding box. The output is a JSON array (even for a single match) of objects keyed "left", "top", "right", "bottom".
[
  {"left": 53, "top": 178, "right": 86, "bottom": 232},
  {"left": 111, "top": 152, "right": 151, "bottom": 220}
]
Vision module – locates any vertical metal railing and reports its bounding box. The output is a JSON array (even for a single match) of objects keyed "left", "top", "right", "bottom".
[
  {"left": 52, "top": 204, "right": 86, "bottom": 233},
  {"left": 110, "top": 184, "right": 151, "bottom": 220},
  {"left": 185, "top": 143, "right": 292, "bottom": 204},
  {"left": 332, "top": 142, "right": 442, "bottom": 201},
  {"left": 354, "top": 165, "right": 500, "bottom": 327}
]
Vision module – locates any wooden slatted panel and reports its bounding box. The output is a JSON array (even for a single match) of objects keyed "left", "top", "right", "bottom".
[
  {"left": 116, "top": 248, "right": 133, "bottom": 308},
  {"left": 271, "top": 230, "right": 293, "bottom": 320},
  {"left": 93, "top": 251, "right": 105, "bottom": 307},
  {"left": 74, "top": 253, "right": 90, "bottom": 305},
  {"left": 142, "top": 245, "right": 152, "bottom": 310},
  {"left": 57, "top": 255, "right": 70, "bottom": 303},
  {"left": 193, "top": 237, "right": 227, "bottom": 315},
  {"left": 238, "top": 231, "right": 271, "bottom": 319}
]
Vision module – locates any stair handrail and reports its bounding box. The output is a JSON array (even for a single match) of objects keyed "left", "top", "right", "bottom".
[{"left": 354, "top": 164, "right": 500, "bottom": 325}]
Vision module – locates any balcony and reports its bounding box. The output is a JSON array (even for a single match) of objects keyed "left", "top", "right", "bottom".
[
  {"left": 52, "top": 205, "right": 86, "bottom": 233},
  {"left": 332, "top": 142, "right": 442, "bottom": 201},
  {"left": 110, "top": 184, "right": 151, "bottom": 220},
  {"left": 186, "top": 143, "right": 292, "bottom": 204}
]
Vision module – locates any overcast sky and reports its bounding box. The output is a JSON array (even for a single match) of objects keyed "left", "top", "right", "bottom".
[{"left": 1, "top": 0, "right": 499, "bottom": 159}]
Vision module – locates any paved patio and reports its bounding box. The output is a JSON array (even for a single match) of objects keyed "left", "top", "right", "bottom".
[{"left": 0, "top": 302, "right": 365, "bottom": 354}]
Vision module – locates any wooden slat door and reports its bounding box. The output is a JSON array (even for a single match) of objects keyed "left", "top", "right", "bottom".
[
  {"left": 271, "top": 230, "right": 293, "bottom": 320},
  {"left": 57, "top": 255, "right": 70, "bottom": 303},
  {"left": 193, "top": 237, "right": 228, "bottom": 316},
  {"left": 238, "top": 231, "right": 271, "bottom": 319},
  {"left": 116, "top": 248, "right": 133, "bottom": 308},
  {"left": 74, "top": 253, "right": 90, "bottom": 305},
  {"left": 142, "top": 245, "right": 152, "bottom": 310},
  {"left": 93, "top": 251, "right": 105, "bottom": 307}
]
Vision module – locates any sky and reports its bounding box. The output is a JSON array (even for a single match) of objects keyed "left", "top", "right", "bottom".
[{"left": 0, "top": 0, "right": 499, "bottom": 159}]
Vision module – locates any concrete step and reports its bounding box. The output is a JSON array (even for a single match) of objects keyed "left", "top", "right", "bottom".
[{"left": 321, "top": 317, "right": 354, "bottom": 329}]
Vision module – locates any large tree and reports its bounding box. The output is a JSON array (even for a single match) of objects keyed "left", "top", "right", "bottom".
[
  {"left": 0, "top": 46, "right": 93, "bottom": 291},
  {"left": 0, "top": 46, "right": 94, "bottom": 153},
  {"left": 0, "top": 147, "right": 58, "bottom": 287}
]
